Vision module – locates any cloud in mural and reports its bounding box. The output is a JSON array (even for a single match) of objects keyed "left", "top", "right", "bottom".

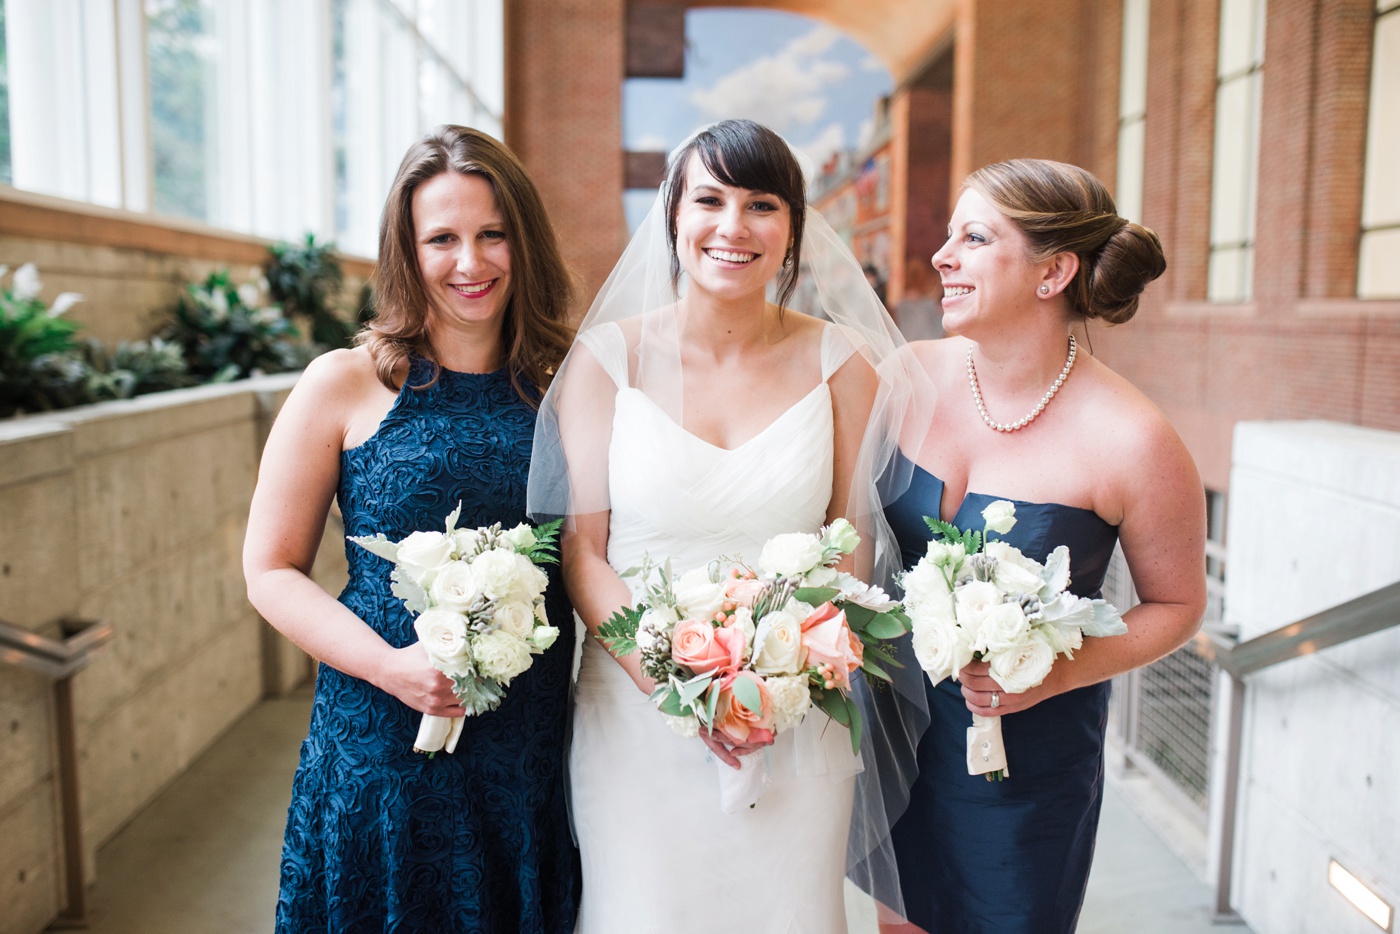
[
  {"left": 687, "top": 25, "right": 851, "bottom": 133},
  {"left": 795, "top": 122, "right": 847, "bottom": 172}
]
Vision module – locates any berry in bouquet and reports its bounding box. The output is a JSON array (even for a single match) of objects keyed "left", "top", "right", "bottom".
[
  {"left": 351, "top": 505, "right": 563, "bottom": 755},
  {"left": 902, "top": 500, "right": 1127, "bottom": 779}
]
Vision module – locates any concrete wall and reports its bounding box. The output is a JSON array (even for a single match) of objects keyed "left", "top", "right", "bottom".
[
  {"left": 0, "top": 375, "right": 346, "bottom": 934},
  {"left": 1223, "top": 421, "right": 1400, "bottom": 934}
]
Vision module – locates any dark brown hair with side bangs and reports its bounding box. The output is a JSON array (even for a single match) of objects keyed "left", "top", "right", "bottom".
[
  {"left": 359, "top": 124, "right": 575, "bottom": 404},
  {"left": 663, "top": 119, "right": 806, "bottom": 309}
]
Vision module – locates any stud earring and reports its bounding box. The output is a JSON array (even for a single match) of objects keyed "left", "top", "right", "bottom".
[{"left": 1039, "top": 284, "right": 1050, "bottom": 295}]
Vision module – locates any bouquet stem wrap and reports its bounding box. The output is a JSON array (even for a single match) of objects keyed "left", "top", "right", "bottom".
[
  {"left": 415, "top": 714, "right": 466, "bottom": 755},
  {"left": 966, "top": 714, "right": 1009, "bottom": 778},
  {"left": 715, "top": 751, "right": 771, "bottom": 813}
]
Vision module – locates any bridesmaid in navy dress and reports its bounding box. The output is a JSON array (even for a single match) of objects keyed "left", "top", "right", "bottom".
[
  {"left": 244, "top": 125, "right": 580, "bottom": 932},
  {"left": 881, "top": 159, "right": 1207, "bottom": 934}
]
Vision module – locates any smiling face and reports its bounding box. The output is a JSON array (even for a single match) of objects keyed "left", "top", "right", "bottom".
[
  {"left": 412, "top": 171, "right": 512, "bottom": 338},
  {"left": 672, "top": 152, "right": 792, "bottom": 305},
  {"left": 931, "top": 187, "right": 1048, "bottom": 340}
]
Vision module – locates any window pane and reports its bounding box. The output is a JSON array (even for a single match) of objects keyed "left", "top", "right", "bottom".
[
  {"left": 1117, "top": 117, "right": 1146, "bottom": 223},
  {"left": 147, "top": 0, "right": 216, "bottom": 221},
  {"left": 0, "top": 0, "right": 10, "bottom": 186},
  {"left": 1363, "top": 11, "right": 1400, "bottom": 228},
  {"left": 1359, "top": 227, "right": 1400, "bottom": 299},
  {"left": 1120, "top": 0, "right": 1150, "bottom": 120},
  {"left": 1208, "top": 245, "right": 1250, "bottom": 302},
  {"left": 1210, "top": 75, "right": 1252, "bottom": 246},
  {"left": 1218, "top": 0, "right": 1258, "bottom": 77}
]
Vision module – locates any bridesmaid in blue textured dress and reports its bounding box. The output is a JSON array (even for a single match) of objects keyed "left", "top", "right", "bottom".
[
  {"left": 880, "top": 160, "right": 1207, "bottom": 934},
  {"left": 244, "top": 125, "right": 580, "bottom": 933}
]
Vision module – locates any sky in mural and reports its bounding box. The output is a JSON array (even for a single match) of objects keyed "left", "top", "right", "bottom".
[{"left": 622, "top": 8, "right": 893, "bottom": 229}]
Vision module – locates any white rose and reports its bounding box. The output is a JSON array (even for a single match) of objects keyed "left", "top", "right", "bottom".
[
  {"left": 988, "top": 630, "right": 1056, "bottom": 693},
  {"left": 429, "top": 561, "right": 480, "bottom": 612},
  {"left": 664, "top": 714, "right": 701, "bottom": 739},
  {"left": 954, "top": 580, "right": 1002, "bottom": 617},
  {"left": 984, "top": 541, "right": 1045, "bottom": 596},
  {"left": 765, "top": 674, "right": 812, "bottom": 732},
  {"left": 911, "top": 615, "right": 973, "bottom": 684},
  {"left": 397, "top": 530, "right": 453, "bottom": 584},
  {"left": 12, "top": 262, "right": 41, "bottom": 301},
  {"left": 672, "top": 566, "right": 726, "bottom": 622},
  {"left": 902, "top": 562, "right": 953, "bottom": 609},
  {"left": 974, "top": 601, "right": 1032, "bottom": 656},
  {"left": 507, "top": 558, "right": 549, "bottom": 604},
  {"left": 414, "top": 609, "right": 471, "bottom": 665},
  {"left": 752, "top": 608, "right": 806, "bottom": 675},
  {"left": 727, "top": 606, "right": 756, "bottom": 660},
  {"left": 823, "top": 518, "right": 861, "bottom": 554},
  {"left": 758, "top": 532, "right": 825, "bottom": 576},
  {"left": 504, "top": 523, "right": 537, "bottom": 551},
  {"left": 470, "top": 549, "right": 527, "bottom": 600},
  {"left": 472, "top": 629, "right": 534, "bottom": 682},
  {"left": 530, "top": 626, "right": 560, "bottom": 651},
  {"left": 981, "top": 500, "right": 1017, "bottom": 535},
  {"left": 493, "top": 601, "right": 536, "bottom": 639}
]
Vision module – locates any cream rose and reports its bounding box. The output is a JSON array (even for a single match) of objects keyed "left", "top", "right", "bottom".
[
  {"left": 397, "top": 530, "right": 453, "bottom": 584},
  {"left": 984, "top": 541, "right": 1046, "bottom": 596},
  {"left": 663, "top": 714, "right": 700, "bottom": 739},
  {"left": 911, "top": 615, "right": 973, "bottom": 684},
  {"left": 764, "top": 674, "right": 811, "bottom": 732},
  {"left": 752, "top": 608, "right": 806, "bottom": 675},
  {"left": 758, "top": 532, "right": 825, "bottom": 576},
  {"left": 414, "top": 609, "right": 471, "bottom": 665},
  {"left": 503, "top": 523, "right": 537, "bottom": 551},
  {"left": 988, "top": 630, "right": 1056, "bottom": 693},
  {"left": 429, "top": 561, "right": 480, "bottom": 612},
  {"left": 529, "top": 625, "right": 560, "bottom": 651},
  {"left": 673, "top": 567, "right": 726, "bottom": 622},
  {"left": 470, "top": 550, "right": 529, "bottom": 601},
  {"left": 824, "top": 517, "right": 861, "bottom": 554},
  {"left": 981, "top": 500, "right": 1017, "bottom": 535},
  {"left": 493, "top": 601, "right": 536, "bottom": 639},
  {"left": 902, "top": 562, "right": 953, "bottom": 609},
  {"left": 473, "top": 629, "right": 533, "bottom": 682},
  {"left": 974, "top": 601, "right": 1032, "bottom": 656}
]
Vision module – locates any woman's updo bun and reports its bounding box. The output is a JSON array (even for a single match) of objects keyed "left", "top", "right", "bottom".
[{"left": 965, "top": 159, "right": 1166, "bottom": 324}]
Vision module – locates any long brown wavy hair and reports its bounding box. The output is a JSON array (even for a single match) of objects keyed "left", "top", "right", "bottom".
[{"left": 359, "top": 125, "right": 575, "bottom": 404}]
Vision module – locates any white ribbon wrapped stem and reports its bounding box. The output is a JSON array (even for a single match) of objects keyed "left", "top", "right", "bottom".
[
  {"left": 414, "top": 714, "right": 466, "bottom": 755},
  {"left": 966, "top": 713, "right": 1009, "bottom": 777},
  {"left": 715, "top": 750, "right": 771, "bottom": 813}
]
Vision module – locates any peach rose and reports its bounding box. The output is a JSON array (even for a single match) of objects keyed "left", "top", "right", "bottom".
[
  {"left": 800, "top": 603, "right": 862, "bottom": 690},
  {"left": 723, "top": 577, "right": 766, "bottom": 607},
  {"left": 672, "top": 619, "right": 740, "bottom": 676},
  {"left": 711, "top": 669, "right": 774, "bottom": 746}
]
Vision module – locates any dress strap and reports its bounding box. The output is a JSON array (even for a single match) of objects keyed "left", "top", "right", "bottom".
[
  {"left": 820, "top": 322, "right": 861, "bottom": 381},
  {"left": 576, "top": 322, "right": 629, "bottom": 389}
]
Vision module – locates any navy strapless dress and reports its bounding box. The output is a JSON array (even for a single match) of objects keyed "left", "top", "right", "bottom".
[
  {"left": 275, "top": 359, "right": 580, "bottom": 934},
  {"left": 885, "top": 461, "right": 1119, "bottom": 934}
]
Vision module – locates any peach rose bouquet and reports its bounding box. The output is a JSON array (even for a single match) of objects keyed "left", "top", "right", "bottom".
[{"left": 598, "top": 519, "right": 911, "bottom": 810}]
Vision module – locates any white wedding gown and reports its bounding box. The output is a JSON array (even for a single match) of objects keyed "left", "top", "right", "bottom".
[{"left": 569, "top": 323, "right": 861, "bottom": 934}]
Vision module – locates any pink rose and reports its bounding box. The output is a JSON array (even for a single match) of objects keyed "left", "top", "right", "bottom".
[
  {"left": 711, "top": 669, "right": 774, "bottom": 745},
  {"left": 723, "top": 577, "right": 766, "bottom": 607},
  {"left": 672, "top": 618, "right": 741, "bottom": 676},
  {"left": 800, "top": 603, "right": 861, "bottom": 690}
]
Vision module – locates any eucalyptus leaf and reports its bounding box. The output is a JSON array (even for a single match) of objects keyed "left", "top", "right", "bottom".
[
  {"left": 864, "top": 612, "right": 908, "bottom": 639},
  {"left": 705, "top": 679, "right": 721, "bottom": 725},
  {"left": 794, "top": 586, "right": 840, "bottom": 606},
  {"left": 677, "top": 673, "right": 713, "bottom": 709},
  {"left": 847, "top": 700, "right": 864, "bottom": 754},
  {"left": 732, "top": 676, "right": 762, "bottom": 713},
  {"left": 656, "top": 690, "right": 685, "bottom": 716}
]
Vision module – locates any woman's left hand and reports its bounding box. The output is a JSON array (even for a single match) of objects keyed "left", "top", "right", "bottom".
[{"left": 957, "top": 660, "right": 1059, "bottom": 716}]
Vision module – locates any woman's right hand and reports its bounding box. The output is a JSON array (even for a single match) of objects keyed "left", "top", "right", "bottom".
[{"left": 374, "top": 645, "right": 465, "bottom": 716}]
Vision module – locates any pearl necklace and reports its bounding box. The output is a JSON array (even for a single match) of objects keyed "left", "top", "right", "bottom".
[{"left": 966, "top": 334, "right": 1077, "bottom": 433}]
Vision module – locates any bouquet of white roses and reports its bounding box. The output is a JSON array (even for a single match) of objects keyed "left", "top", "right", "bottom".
[
  {"left": 902, "top": 500, "right": 1127, "bottom": 780},
  {"left": 351, "top": 505, "right": 563, "bottom": 755},
  {"left": 598, "top": 518, "right": 910, "bottom": 810}
]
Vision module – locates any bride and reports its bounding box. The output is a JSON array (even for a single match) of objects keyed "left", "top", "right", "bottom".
[{"left": 528, "top": 120, "right": 927, "bottom": 933}]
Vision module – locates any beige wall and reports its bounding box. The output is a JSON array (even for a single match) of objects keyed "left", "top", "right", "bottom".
[{"left": 0, "top": 375, "right": 345, "bottom": 934}]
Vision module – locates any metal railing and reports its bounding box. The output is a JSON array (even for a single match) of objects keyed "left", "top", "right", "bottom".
[
  {"left": 1192, "top": 579, "right": 1400, "bottom": 922},
  {"left": 0, "top": 617, "right": 115, "bottom": 930}
]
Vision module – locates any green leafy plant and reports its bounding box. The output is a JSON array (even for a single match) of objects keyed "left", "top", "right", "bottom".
[
  {"left": 0, "top": 263, "right": 87, "bottom": 416},
  {"left": 161, "top": 269, "right": 314, "bottom": 381},
  {"left": 265, "top": 233, "right": 352, "bottom": 348},
  {"left": 80, "top": 337, "right": 193, "bottom": 400}
]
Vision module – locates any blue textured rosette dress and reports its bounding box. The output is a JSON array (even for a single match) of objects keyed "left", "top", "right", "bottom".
[
  {"left": 275, "top": 359, "right": 580, "bottom": 934},
  {"left": 885, "top": 460, "right": 1119, "bottom": 934}
]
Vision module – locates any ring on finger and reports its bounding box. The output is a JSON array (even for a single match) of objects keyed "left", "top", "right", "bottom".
[{"left": 990, "top": 691, "right": 1000, "bottom": 709}]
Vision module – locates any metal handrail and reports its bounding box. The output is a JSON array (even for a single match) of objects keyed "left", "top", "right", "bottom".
[
  {"left": 1199, "top": 580, "right": 1400, "bottom": 923},
  {"left": 0, "top": 617, "right": 114, "bottom": 930}
]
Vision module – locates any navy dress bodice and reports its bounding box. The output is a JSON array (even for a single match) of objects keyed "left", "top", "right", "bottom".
[
  {"left": 886, "top": 460, "right": 1119, "bottom": 934},
  {"left": 276, "top": 359, "right": 580, "bottom": 934}
]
